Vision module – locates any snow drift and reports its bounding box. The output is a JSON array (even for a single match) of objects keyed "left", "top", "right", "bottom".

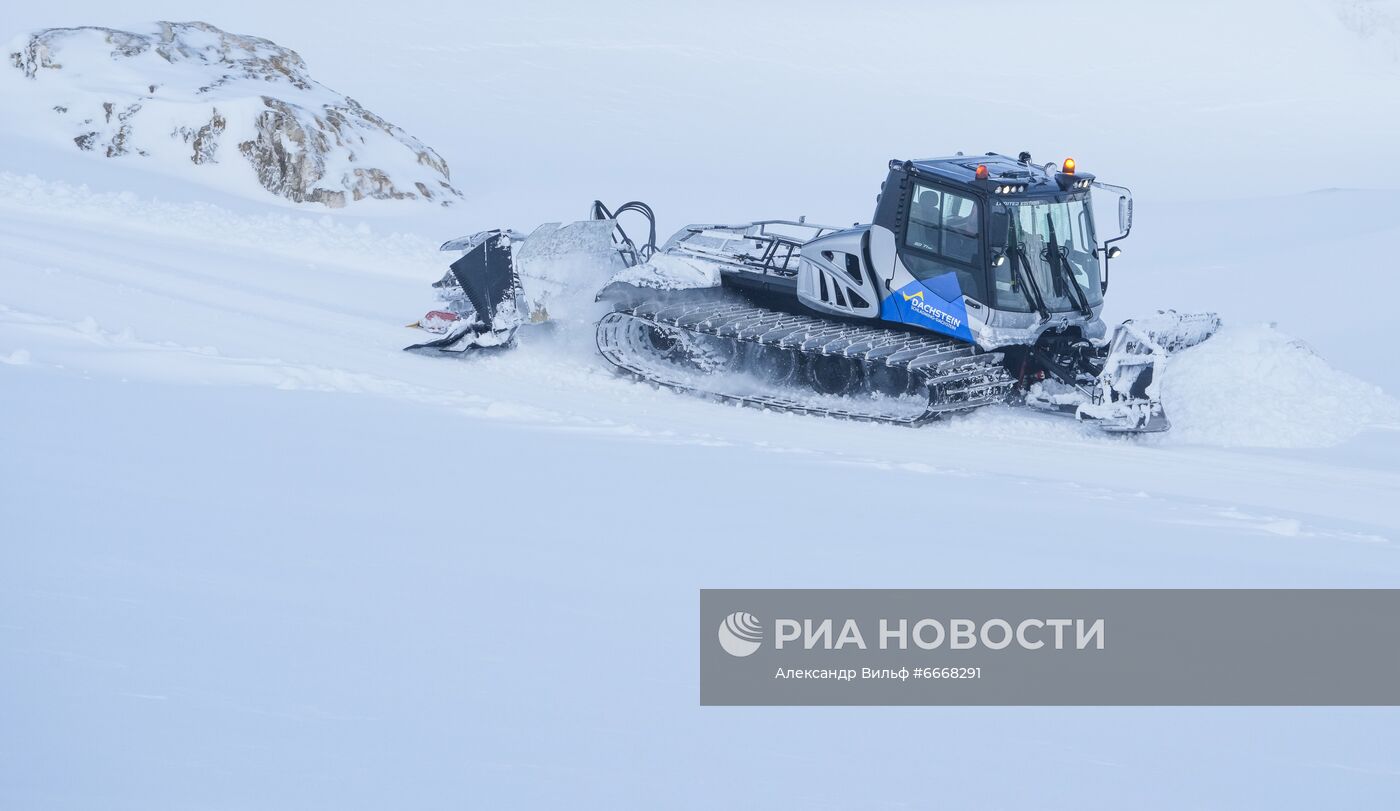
[
  {"left": 2, "top": 21, "right": 462, "bottom": 208},
  {"left": 1162, "top": 323, "right": 1400, "bottom": 448}
]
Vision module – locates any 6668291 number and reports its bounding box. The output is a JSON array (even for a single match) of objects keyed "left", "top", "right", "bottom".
[{"left": 912, "top": 666, "right": 982, "bottom": 680}]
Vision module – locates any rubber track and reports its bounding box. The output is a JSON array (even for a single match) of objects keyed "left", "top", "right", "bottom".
[{"left": 596, "top": 298, "right": 1014, "bottom": 425}]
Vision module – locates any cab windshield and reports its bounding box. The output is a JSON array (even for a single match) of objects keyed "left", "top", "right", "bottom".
[{"left": 994, "top": 197, "right": 1102, "bottom": 313}]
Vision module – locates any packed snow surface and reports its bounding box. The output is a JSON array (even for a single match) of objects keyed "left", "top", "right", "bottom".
[{"left": 5, "top": 149, "right": 1400, "bottom": 811}]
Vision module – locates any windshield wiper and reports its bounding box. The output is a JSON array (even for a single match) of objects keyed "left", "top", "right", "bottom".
[
  {"left": 1008, "top": 221, "right": 1049, "bottom": 320},
  {"left": 1045, "top": 215, "right": 1093, "bottom": 317}
]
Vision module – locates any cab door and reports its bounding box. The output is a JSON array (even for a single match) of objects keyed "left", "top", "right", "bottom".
[{"left": 882, "top": 181, "right": 983, "bottom": 341}]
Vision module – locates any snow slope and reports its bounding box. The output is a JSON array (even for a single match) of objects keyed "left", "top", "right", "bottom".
[
  {"left": 4, "top": 1, "right": 1400, "bottom": 808},
  {"left": 4, "top": 166, "right": 1400, "bottom": 808}
]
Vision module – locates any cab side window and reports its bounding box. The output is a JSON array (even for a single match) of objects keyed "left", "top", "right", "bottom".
[
  {"left": 941, "top": 192, "right": 980, "bottom": 264},
  {"left": 905, "top": 186, "right": 942, "bottom": 253},
  {"left": 903, "top": 183, "right": 980, "bottom": 266}
]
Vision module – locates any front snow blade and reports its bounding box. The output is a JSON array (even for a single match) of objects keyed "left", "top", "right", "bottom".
[{"left": 1077, "top": 311, "right": 1220, "bottom": 433}]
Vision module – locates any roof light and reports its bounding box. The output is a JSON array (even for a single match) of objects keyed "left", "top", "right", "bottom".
[
  {"left": 975, "top": 164, "right": 989, "bottom": 180},
  {"left": 1063, "top": 157, "right": 1076, "bottom": 175}
]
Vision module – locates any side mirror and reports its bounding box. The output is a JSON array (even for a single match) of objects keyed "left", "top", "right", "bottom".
[
  {"left": 992, "top": 252, "right": 1007, "bottom": 268},
  {"left": 1107, "top": 246, "right": 1122, "bottom": 259},
  {"left": 1118, "top": 196, "right": 1132, "bottom": 234}
]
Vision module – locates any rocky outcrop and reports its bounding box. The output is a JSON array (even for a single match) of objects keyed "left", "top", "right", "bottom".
[
  {"left": 174, "top": 109, "right": 225, "bottom": 165},
  {"left": 6, "top": 22, "right": 462, "bottom": 208}
]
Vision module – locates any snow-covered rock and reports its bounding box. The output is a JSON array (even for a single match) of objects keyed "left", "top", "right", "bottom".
[{"left": 3, "top": 21, "right": 462, "bottom": 208}]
